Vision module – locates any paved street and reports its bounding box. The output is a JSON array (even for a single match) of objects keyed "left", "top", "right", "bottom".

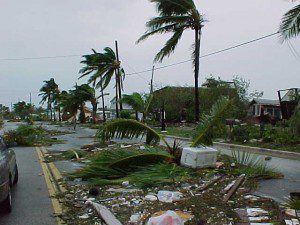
[
  {"left": 0, "top": 147, "right": 56, "bottom": 225},
  {"left": 0, "top": 122, "right": 299, "bottom": 224}
]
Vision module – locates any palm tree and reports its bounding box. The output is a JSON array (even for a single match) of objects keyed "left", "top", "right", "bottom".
[
  {"left": 79, "top": 48, "right": 125, "bottom": 119},
  {"left": 280, "top": 3, "right": 300, "bottom": 40},
  {"left": 39, "top": 78, "right": 59, "bottom": 120},
  {"left": 76, "top": 84, "right": 98, "bottom": 123},
  {"left": 137, "top": 0, "right": 205, "bottom": 122},
  {"left": 121, "top": 93, "right": 153, "bottom": 121}
]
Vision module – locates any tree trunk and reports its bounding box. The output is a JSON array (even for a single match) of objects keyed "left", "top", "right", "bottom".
[
  {"left": 100, "top": 81, "right": 106, "bottom": 123},
  {"left": 79, "top": 104, "right": 86, "bottom": 124},
  {"left": 194, "top": 28, "right": 201, "bottom": 122},
  {"left": 135, "top": 111, "right": 139, "bottom": 121},
  {"left": 53, "top": 106, "right": 56, "bottom": 121},
  {"left": 92, "top": 102, "right": 97, "bottom": 124},
  {"left": 58, "top": 107, "right": 61, "bottom": 122}
]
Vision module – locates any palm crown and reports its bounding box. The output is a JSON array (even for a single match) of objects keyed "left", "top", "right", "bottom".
[{"left": 137, "top": 0, "right": 205, "bottom": 121}]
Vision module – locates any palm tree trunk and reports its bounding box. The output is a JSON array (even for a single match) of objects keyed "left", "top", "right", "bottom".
[
  {"left": 100, "top": 87, "right": 106, "bottom": 122},
  {"left": 194, "top": 28, "right": 201, "bottom": 122},
  {"left": 92, "top": 102, "right": 97, "bottom": 124},
  {"left": 135, "top": 111, "right": 139, "bottom": 121},
  {"left": 58, "top": 107, "right": 61, "bottom": 122}
]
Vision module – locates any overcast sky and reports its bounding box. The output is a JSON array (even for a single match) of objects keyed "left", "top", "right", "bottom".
[{"left": 0, "top": 0, "right": 299, "bottom": 108}]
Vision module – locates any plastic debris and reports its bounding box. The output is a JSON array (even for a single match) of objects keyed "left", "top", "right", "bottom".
[
  {"left": 145, "top": 195, "right": 158, "bottom": 201},
  {"left": 247, "top": 208, "right": 269, "bottom": 217},
  {"left": 147, "top": 210, "right": 184, "bottom": 225},
  {"left": 129, "top": 213, "right": 142, "bottom": 224},
  {"left": 122, "top": 181, "right": 130, "bottom": 187},
  {"left": 78, "top": 213, "right": 90, "bottom": 219},
  {"left": 157, "top": 190, "right": 183, "bottom": 203}
]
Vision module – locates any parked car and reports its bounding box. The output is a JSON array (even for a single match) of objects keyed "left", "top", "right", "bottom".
[{"left": 0, "top": 136, "right": 18, "bottom": 213}]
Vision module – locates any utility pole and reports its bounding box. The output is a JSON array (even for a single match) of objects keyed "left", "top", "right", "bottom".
[
  {"left": 115, "top": 40, "right": 123, "bottom": 111},
  {"left": 29, "top": 92, "right": 32, "bottom": 105},
  {"left": 150, "top": 65, "right": 155, "bottom": 94}
]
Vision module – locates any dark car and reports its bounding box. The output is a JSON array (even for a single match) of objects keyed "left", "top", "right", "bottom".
[{"left": 0, "top": 136, "right": 18, "bottom": 213}]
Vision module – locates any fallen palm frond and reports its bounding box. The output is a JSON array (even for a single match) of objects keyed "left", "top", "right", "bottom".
[
  {"left": 285, "top": 197, "right": 300, "bottom": 210},
  {"left": 90, "top": 163, "right": 191, "bottom": 187},
  {"left": 61, "top": 150, "right": 87, "bottom": 161},
  {"left": 191, "top": 97, "right": 231, "bottom": 147},
  {"left": 231, "top": 151, "right": 281, "bottom": 179},
  {"left": 73, "top": 147, "right": 174, "bottom": 181},
  {"left": 97, "top": 119, "right": 163, "bottom": 145}
]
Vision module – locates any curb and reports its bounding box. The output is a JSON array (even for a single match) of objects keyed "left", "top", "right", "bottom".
[{"left": 164, "top": 135, "right": 300, "bottom": 161}]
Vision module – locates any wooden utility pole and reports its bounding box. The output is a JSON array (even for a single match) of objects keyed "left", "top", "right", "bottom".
[
  {"left": 115, "top": 69, "right": 119, "bottom": 118},
  {"left": 115, "top": 40, "right": 123, "bottom": 111},
  {"left": 150, "top": 65, "right": 155, "bottom": 94}
]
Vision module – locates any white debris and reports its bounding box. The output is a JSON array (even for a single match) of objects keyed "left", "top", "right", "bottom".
[
  {"left": 244, "top": 195, "right": 260, "bottom": 201},
  {"left": 247, "top": 208, "right": 269, "bottom": 217},
  {"left": 223, "top": 180, "right": 235, "bottom": 193},
  {"left": 139, "top": 146, "right": 146, "bottom": 150},
  {"left": 129, "top": 213, "right": 141, "bottom": 224},
  {"left": 249, "top": 216, "right": 269, "bottom": 222},
  {"left": 292, "top": 219, "right": 300, "bottom": 225},
  {"left": 145, "top": 195, "right": 158, "bottom": 201},
  {"left": 107, "top": 188, "right": 142, "bottom": 193},
  {"left": 86, "top": 197, "right": 95, "bottom": 202},
  {"left": 122, "top": 181, "right": 130, "bottom": 187},
  {"left": 79, "top": 214, "right": 90, "bottom": 219},
  {"left": 157, "top": 190, "right": 183, "bottom": 203}
]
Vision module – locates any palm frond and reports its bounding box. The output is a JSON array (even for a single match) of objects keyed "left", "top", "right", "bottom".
[
  {"left": 280, "top": 4, "right": 300, "bottom": 40},
  {"left": 149, "top": 0, "right": 195, "bottom": 15},
  {"left": 191, "top": 97, "right": 231, "bottom": 147},
  {"left": 137, "top": 23, "right": 178, "bottom": 43},
  {"left": 146, "top": 15, "right": 190, "bottom": 29},
  {"left": 154, "top": 26, "right": 185, "bottom": 62},
  {"left": 121, "top": 93, "right": 145, "bottom": 112},
  {"left": 96, "top": 119, "right": 162, "bottom": 145}
]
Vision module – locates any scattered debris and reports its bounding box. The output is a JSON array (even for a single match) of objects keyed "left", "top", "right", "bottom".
[
  {"left": 147, "top": 210, "right": 184, "bottom": 225},
  {"left": 157, "top": 190, "right": 183, "bottom": 203},
  {"left": 223, "top": 174, "right": 246, "bottom": 202}
]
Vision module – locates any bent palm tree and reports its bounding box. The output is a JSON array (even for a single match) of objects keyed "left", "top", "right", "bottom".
[
  {"left": 39, "top": 78, "right": 59, "bottom": 121},
  {"left": 280, "top": 3, "right": 300, "bottom": 40},
  {"left": 137, "top": 0, "right": 205, "bottom": 122},
  {"left": 97, "top": 97, "right": 231, "bottom": 153},
  {"left": 79, "top": 48, "right": 125, "bottom": 119},
  {"left": 121, "top": 93, "right": 153, "bottom": 121}
]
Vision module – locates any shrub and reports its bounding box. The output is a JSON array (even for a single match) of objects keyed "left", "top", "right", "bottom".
[
  {"left": 120, "top": 110, "right": 132, "bottom": 119},
  {"left": 232, "top": 125, "right": 250, "bottom": 142}
]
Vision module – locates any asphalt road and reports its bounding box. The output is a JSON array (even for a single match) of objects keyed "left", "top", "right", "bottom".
[
  {"left": 0, "top": 121, "right": 298, "bottom": 225},
  {"left": 0, "top": 147, "right": 56, "bottom": 225}
]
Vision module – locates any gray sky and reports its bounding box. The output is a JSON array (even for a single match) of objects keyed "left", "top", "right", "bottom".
[{"left": 0, "top": 0, "right": 299, "bottom": 108}]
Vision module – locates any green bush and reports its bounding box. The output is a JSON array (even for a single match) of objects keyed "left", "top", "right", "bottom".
[
  {"left": 263, "top": 127, "right": 298, "bottom": 145},
  {"left": 232, "top": 125, "right": 250, "bottom": 142},
  {"left": 120, "top": 110, "right": 133, "bottom": 119}
]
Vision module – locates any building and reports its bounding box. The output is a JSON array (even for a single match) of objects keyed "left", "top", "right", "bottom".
[{"left": 248, "top": 98, "right": 282, "bottom": 122}]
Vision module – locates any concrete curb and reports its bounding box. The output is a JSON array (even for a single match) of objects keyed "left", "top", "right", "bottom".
[{"left": 164, "top": 135, "right": 300, "bottom": 161}]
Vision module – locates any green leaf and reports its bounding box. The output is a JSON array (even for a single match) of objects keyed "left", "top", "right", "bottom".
[
  {"left": 191, "top": 97, "right": 231, "bottom": 147},
  {"left": 280, "top": 4, "right": 300, "bottom": 40}
]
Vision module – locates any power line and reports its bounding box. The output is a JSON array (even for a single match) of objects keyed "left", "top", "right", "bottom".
[
  {"left": 0, "top": 54, "right": 81, "bottom": 61},
  {"left": 126, "top": 30, "right": 282, "bottom": 76}
]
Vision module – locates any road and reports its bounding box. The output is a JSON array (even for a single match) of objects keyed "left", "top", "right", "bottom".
[
  {"left": 0, "top": 121, "right": 299, "bottom": 224},
  {"left": 0, "top": 147, "right": 57, "bottom": 225}
]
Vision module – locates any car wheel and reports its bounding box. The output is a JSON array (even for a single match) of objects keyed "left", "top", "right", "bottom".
[
  {"left": 13, "top": 165, "right": 18, "bottom": 185},
  {"left": 1, "top": 185, "right": 12, "bottom": 213}
]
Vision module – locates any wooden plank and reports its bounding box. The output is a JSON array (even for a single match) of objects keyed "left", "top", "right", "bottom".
[
  {"left": 199, "top": 175, "right": 225, "bottom": 192},
  {"left": 223, "top": 174, "right": 245, "bottom": 202},
  {"left": 88, "top": 201, "right": 122, "bottom": 225}
]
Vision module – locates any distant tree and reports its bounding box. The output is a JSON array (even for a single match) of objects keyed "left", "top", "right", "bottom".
[
  {"left": 39, "top": 78, "right": 59, "bottom": 120},
  {"left": 280, "top": 3, "right": 300, "bottom": 40},
  {"left": 13, "top": 101, "right": 33, "bottom": 120},
  {"left": 121, "top": 93, "right": 153, "bottom": 121},
  {"left": 137, "top": 0, "right": 205, "bottom": 122}
]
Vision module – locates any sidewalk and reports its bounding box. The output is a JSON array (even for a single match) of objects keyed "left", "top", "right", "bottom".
[{"left": 164, "top": 135, "right": 300, "bottom": 161}]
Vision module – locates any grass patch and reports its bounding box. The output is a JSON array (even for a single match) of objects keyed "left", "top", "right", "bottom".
[{"left": 231, "top": 151, "right": 282, "bottom": 179}]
